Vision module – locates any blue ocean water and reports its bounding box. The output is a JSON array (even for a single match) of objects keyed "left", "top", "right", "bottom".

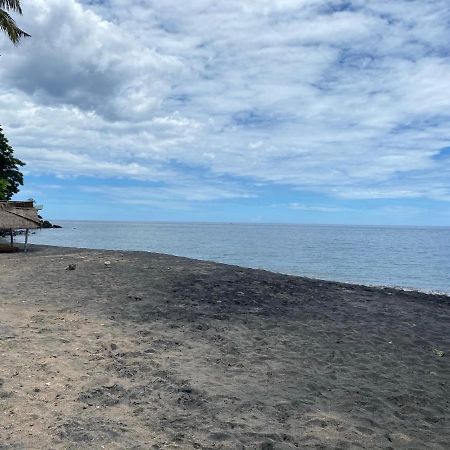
[{"left": 14, "top": 221, "right": 450, "bottom": 293}]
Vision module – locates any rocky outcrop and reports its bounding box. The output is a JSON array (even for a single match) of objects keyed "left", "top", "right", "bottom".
[{"left": 39, "top": 217, "right": 62, "bottom": 229}]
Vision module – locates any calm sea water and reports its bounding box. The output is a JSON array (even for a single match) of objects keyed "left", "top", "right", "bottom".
[{"left": 14, "top": 221, "right": 450, "bottom": 294}]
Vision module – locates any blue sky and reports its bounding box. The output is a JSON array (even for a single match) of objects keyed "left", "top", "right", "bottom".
[{"left": 1, "top": 0, "right": 450, "bottom": 225}]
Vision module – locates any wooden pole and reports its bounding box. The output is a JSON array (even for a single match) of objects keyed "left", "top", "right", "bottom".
[
  {"left": 24, "top": 229, "right": 29, "bottom": 253},
  {"left": 10, "top": 228, "right": 13, "bottom": 247}
]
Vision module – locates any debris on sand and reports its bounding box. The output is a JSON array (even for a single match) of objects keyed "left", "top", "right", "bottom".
[{"left": 432, "top": 348, "right": 445, "bottom": 357}]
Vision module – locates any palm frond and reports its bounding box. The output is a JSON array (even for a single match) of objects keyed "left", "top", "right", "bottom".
[
  {"left": 0, "top": 8, "right": 30, "bottom": 44},
  {"left": 0, "top": 0, "right": 23, "bottom": 14}
]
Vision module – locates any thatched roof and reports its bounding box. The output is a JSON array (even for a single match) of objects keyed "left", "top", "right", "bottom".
[{"left": 0, "top": 201, "right": 41, "bottom": 230}]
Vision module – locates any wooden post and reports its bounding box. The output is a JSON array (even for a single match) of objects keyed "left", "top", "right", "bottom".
[
  {"left": 24, "top": 229, "right": 29, "bottom": 253},
  {"left": 10, "top": 228, "right": 13, "bottom": 247}
]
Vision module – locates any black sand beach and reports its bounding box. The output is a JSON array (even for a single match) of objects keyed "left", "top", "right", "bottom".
[{"left": 0, "top": 245, "right": 449, "bottom": 449}]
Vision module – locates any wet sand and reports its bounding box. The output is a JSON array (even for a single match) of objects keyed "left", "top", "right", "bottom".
[{"left": 0, "top": 245, "right": 449, "bottom": 449}]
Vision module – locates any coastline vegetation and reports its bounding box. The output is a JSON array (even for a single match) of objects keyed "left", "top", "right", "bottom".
[{"left": 0, "top": 126, "right": 24, "bottom": 200}]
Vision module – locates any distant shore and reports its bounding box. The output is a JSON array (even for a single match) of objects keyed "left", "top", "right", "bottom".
[{"left": 1, "top": 245, "right": 449, "bottom": 449}]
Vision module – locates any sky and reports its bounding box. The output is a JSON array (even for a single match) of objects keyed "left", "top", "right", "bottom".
[{"left": 1, "top": 0, "right": 450, "bottom": 225}]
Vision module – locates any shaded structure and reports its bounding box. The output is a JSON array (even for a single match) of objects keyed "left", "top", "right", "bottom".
[{"left": 0, "top": 201, "right": 40, "bottom": 252}]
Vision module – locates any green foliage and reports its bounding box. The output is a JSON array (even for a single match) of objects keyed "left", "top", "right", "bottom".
[
  {"left": 0, "top": 126, "right": 24, "bottom": 200},
  {"left": 0, "top": 0, "right": 29, "bottom": 45},
  {"left": 0, "top": 178, "right": 8, "bottom": 199}
]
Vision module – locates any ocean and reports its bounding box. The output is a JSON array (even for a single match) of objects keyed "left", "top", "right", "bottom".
[{"left": 14, "top": 221, "right": 450, "bottom": 294}]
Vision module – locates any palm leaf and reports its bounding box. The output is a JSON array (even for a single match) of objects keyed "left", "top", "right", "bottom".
[
  {"left": 0, "top": 8, "right": 29, "bottom": 44},
  {"left": 0, "top": 0, "right": 23, "bottom": 14}
]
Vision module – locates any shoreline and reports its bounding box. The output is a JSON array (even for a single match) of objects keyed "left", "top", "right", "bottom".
[
  {"left": 1, "top": 245, "right": 449, "bottom": 448},
  {"left": 9, "top": 242, "right": 450, "bottom": 297}
]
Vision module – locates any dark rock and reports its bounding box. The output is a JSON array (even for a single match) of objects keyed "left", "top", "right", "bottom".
[{"left": 41, "top": 220, "right": 62, "bottom": 229}]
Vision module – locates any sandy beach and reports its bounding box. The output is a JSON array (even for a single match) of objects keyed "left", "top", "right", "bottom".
[{"left": 0, "top": 245, "right": 449, "bottom": 449}]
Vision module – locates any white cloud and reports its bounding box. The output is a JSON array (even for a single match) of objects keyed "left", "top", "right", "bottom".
[
  {"left": 288, "top": 203, "right": 353, "bottom": 213},
  {"left": 1, "top": 0, "right": 186, "bottom": 120},
  {"left": 1, "top": 0, "right": 450, "bottom": 203},
  {"left": 80, "top": 180, "right": 256, "bottom": 210}
]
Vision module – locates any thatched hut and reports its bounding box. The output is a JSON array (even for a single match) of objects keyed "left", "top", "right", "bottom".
[{"left": 0, "top": 201, "right": 41, "bottom": 251}]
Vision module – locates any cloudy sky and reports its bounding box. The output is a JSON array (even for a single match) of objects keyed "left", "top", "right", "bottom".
[{"left": 1, "top": 0, "right": 450, "bottom": 224}]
